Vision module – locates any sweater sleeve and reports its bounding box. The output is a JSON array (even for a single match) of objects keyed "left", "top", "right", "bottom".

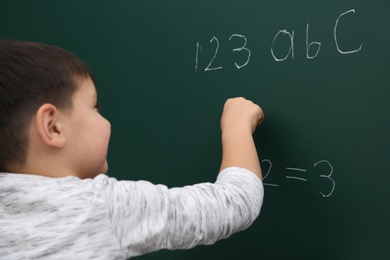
[{"left": 100, "top": 167, "right": 263, "bottom": 258}]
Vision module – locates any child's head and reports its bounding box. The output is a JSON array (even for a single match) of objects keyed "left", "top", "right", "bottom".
[{"left": 0, "top": 40, "right": 110, "bottom": 178}]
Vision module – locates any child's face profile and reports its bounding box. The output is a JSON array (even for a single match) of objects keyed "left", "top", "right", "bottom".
[{"left": 63, "top": 77, "right": 111, "bottom": 179}]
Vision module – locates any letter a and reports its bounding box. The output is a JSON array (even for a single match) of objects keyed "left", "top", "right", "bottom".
[{"left": 271, "top": 30, "right": 295, "bottom": 62}]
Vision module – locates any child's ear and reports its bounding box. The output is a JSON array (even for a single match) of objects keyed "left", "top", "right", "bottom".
[{"left": 35, "top": 103, "right": 66, "bottom": 148}]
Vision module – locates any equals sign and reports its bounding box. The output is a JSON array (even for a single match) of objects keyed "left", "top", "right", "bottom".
[{"left": 285, "top": 167, "right": 307, "bottom": 181}]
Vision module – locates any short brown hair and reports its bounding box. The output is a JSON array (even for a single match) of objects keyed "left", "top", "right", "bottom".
[{"left": 0, "top": 40, "right": 94, "bottom": 172}]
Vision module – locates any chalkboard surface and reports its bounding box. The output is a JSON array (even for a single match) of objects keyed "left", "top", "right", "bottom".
[{"left": 1, "top": 0, "right": 389, "bottom": 259}]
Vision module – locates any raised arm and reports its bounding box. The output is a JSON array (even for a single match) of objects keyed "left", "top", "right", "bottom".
[
  {"left": 219, "top": 97, "right": 264, "bottom": 180},
  {"left": 105, "top": 98, "right": 265, "bottom": 257}
]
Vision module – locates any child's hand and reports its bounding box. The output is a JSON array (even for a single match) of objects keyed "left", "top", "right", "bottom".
[
  {"left": 220, "top": 97, "right": 264, "bottom": 134},
  {"left": 219, "top": 97, "right": 264, "bottom": 179}
]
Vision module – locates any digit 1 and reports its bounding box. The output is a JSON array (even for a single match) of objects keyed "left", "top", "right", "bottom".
[{"left": 195, "top": 41, "right": 202, "bottom": 72}]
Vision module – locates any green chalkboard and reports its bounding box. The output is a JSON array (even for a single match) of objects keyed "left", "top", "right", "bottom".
[{"left": 1, "top": 0, "right": 389, "bottom": 259}]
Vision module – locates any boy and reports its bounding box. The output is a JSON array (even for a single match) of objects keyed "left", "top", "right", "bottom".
[{"left": 0, "top": 40, "right": 264, "bottom": 259}]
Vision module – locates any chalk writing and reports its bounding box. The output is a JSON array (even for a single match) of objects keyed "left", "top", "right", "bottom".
[
  {"left": 306, "top": 23, "right": 321, "bottom": 59},
  {"left": 315, "top": 160, "right": 335, "bottom": 198},
  {"left": 261, "top": 159, "right": 335, "bottom": 198},
  {"left": 271, "top": 30, "right": 295, "bottom": 62},
  {"left": 205, "top": 36, "right": 222, "bottom": 71},
  {"left": 286, "top": 167, "right": 307, "bottom": 181},
  {"left": 229, "top": 34, "right": 251, "bottom": 69},
  {"left": 195, "top": 9, "right": 362, "bottom": 71},
  {"left": 261, "top": 159, "right": 279, "bottom": 187},
  {"left": 334, "top": 9, "right": 363, "bottom": 55},
  {"left": 195, "top": 34, "right": 251, "bottom": 72}
]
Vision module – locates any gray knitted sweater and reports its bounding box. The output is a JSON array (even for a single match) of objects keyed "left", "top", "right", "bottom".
[{"left": 0, "top": 167, "right": 263, "bottom": 259}]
